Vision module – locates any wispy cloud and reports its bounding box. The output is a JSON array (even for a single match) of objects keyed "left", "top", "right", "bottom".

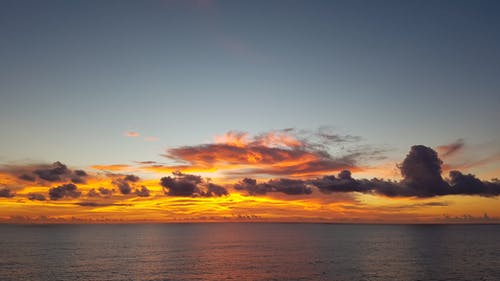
[
  {"left": 125, "top": 131, "right": 140, "bottom": 137},
  {"left": 161, "top": 129, "right": 373, "bottom": 178},
  {"left": 436, "top": 139, "right": 465, "bottom": 158}
]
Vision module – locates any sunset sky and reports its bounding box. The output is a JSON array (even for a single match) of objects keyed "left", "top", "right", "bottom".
[{"left": 1, "top": 0, "right": 499, "bottom": 223}]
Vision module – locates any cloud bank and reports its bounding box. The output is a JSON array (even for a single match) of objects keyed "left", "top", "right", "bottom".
[
  {"left": 0, "top": 130, "right": 498, "bottom": 203},
  {"left": 310, "top": 145, "right": 500, "bottom": 197}
]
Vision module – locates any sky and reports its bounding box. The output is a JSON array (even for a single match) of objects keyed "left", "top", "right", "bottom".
[{"left": 0, "top": 0, "right": 499, "bottom": 223}]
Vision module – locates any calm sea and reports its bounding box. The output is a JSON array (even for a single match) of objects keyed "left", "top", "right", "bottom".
[{"left": 0, "top": 223, "right": 499, "bottom": 281}]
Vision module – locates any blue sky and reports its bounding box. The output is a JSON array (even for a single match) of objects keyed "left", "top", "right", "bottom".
[{"left": 1, "top": 0, "right": 499, "bottom": 171}]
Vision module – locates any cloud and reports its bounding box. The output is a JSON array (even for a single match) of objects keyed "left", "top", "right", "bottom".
[
  {"left": 125, "top": 131, "right": 140, "bottom": 137},
  {"left": 74, "top": 170, "right": 88, "bottom": 177},
  {"left": 19, "top": 174, "right": 36, "bottom": 182},
  {"left": 91, "top": 164, "right": 133, "bottom": 172},
  {"left": 134, "top": 186, "right": 151, "bottom": 197},
  {"left": 48, "top": 183, "right": 81, "bottom": 200},
  {"left": 75, "top": 202, "right": 132, "bottom": 207},
  {"left": 163, "top": 129, "right": 370, "bottom": 177},
  {"left": 234, "top": 178, "right": 312, "bottom": 195},
  {"left": 33, "top": 161, "right": 70, "bottom": 181},
  {"left": 445, "top": 153, "right": 500, "bottom": 171},
  {"left": 0, "top": 188, "right": 15, "bottom": 198},
  {"left": 28, "top": 193, "right": 46, "bottom": 201},
  {"left": 88, "top": 187, "right": 114, "bottom": 198},
  {"left": 205, "top": 183, "right": 229, "bottom": 197},
  {"left": 160, "top": 172, "right": 203, "bottom": 196},
  {"left": 436, "top": 139, "right": 465, "bottom": 158},
  {"left": 311, "top": 145, "right": 500, "bottom": 198},
  {"left": 112, "top": 174, "right": 140, "bottom": 195},
  {"left": 448, "top": 171, "right": 500, "bottom": 196},
  {"left": 392, "top": 201, "right": 449, "bottom": 209},
  {"left": 87, "top": 189, "right": 100, "bottom": 198},
  {"left": 98, "top": 187, "right": 113, "bottom": 197},
  {"left": 160, "top": 172, "right": 228, "bottom": 197},
  {"left": 144, "top": 136, "right": 159, "bottom": 142},
  {"left": 399, "top": 145, "right": 450, "bottom": 196},
  {"left": 311, "top": 170, "right": 370, "bottom": 194},
  {"left": 0, "top": 161, "right": 89, "bottom": 184}
]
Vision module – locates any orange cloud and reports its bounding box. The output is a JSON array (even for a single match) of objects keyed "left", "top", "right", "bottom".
[
  {"left": 442, "top": 153, "right": 500, "bottom": 172},
  {"left": 165, "top": 129, "right": 367, "bottom": 178},
  {"left": 436, "top": 139, "right": 465, "bottom": 158},
  {"left": 91, "top": 164, "right": 136, "bottom": 172},
  {"left": 125, "top": 131, "right": 140, "bottom": 137},
  {"left": 1, "top": 131, "right": 499, "bottom": 224}
]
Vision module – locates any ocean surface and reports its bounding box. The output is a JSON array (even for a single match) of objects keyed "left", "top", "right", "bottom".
[{"left": 0, "top": 223, "right": 499, "bottom": 281}]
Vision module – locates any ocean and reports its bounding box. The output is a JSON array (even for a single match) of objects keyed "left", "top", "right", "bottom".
[{"left": 0, "top": 223, "right": 499, "bottom": 281}]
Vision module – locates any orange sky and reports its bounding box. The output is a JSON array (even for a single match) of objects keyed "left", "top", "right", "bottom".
[{"left": 1, "top": 131, "right": 499, "bottom": 223}]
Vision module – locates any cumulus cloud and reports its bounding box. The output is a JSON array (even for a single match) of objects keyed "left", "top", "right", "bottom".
[
  {"left": 205, "top": 183, "right": 229, "bottom": 197},
  {"left": 48, "top": 183, "right": 81, "bottom": 200},
  {"left": 19, "top": 174, "right": 36, "bottom": 182},
  {"left": 0, "top": 161, "right": 89, "bottom": 184},
  {"left": 112, "top": 174, "right": 140, "bottom": 195},
  {"left": 28, "top": 193, "right": 46, "bottom": 201},
  {"left": 311, "top": 145, "right": 500, "bottom": 197},
  {"left": 160, "top": 172, "right": 228, "bottom": 197},
  {"left": 98, "top": 187, "right": 113, "bottom": 197},
  {"left": 87, "top": 189, "right": 100, "bottom": 198},
  {"left": 87, "top": 187, "right": 114, "bottom": 198},
  {"left": 399, "top": 145, "right": 450, "bottom": 196},
  {"left": 234, "top": 178, "right": 312, "bottom": 195},
  {"left": 0, "top": 188, "right": 15, "bottom": 198},
  {"left": 134, "top": 186, "right": 151, "bottom": 197},
  {"left": 449, "top": 171, "right": 500, "bottom": 196},
  {"left": 34, "top": 161, "right": 70, "bottom": 182}
]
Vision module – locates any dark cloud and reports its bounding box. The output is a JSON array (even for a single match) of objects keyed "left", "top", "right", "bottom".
[
  {"left": 87, "top": 187, "right": 114, "bottom": 198},
  {"left": 19, "top": 174, "right": 36, "bottom": 182},
  {"left": 71, "top": 176, "right": 86, "bottom": 184},
  {"left": 399, "top": 145, "right": 450, "bottom": 197},
  {"left": 75, "top": 202, "right": 132, "bottom": 207},
  {"left": 34, "top": 161, "right": 70, "bottom": 182},
  {"left": 449, "top": 171, "right": 500, "bottom": 196},
  {"left": 49, "top": 183, "right": 81, "bottom": 200},
  {"left": 114, "top": 180, "right": 131, "bottom": 194},
  {"left": 311, "top": 145, "right": 500, "bottom": 198},
  {"left": 74, "top": 170, "right": 88, "bottom": 177},
  {"left": 98, "top": 187, "right": 113, "bottom": 197},
  {"left": 112, "top": 174, "right": 140, "bottom": 195},
  {"left": 234, "top": 178, "right": 270, "bottom": 195},
  {"left": 160, "top": 172, "right": 202, "bottom": 196},
  {"left": 204, "top": 183, "right": 229, "bottom": 197},
  {"left": 0, "top": 188, "right": 15, "bottom": 198},
  {"left": 392, "top": 201, "right": 449, "bottom": 209},
  {"left": 160, "top": 172, "right": 228, "bottom": 197},
  {"left": 28, "top": 193, "right": 46, "bottom": 201},
  {"left": 136, "top": 161, "right": 157, "bottom": 165},
  {"left": 134, "top": 186, "right": 151, "bottom": 197},
  {"left": 4, "top": 162, "right": 90, "bottom": 184},
  {"left": 312, "top": 171, "right": 370, "bottom": 194},
  {"left": 124, "top": 174, "right": 140, "bottom": 182},
  {"left": 234, "top": 178, "right": 312, "bottom": 195},
  {"left": 87, "top": 189, "right": 99, "bottom": 197}
]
